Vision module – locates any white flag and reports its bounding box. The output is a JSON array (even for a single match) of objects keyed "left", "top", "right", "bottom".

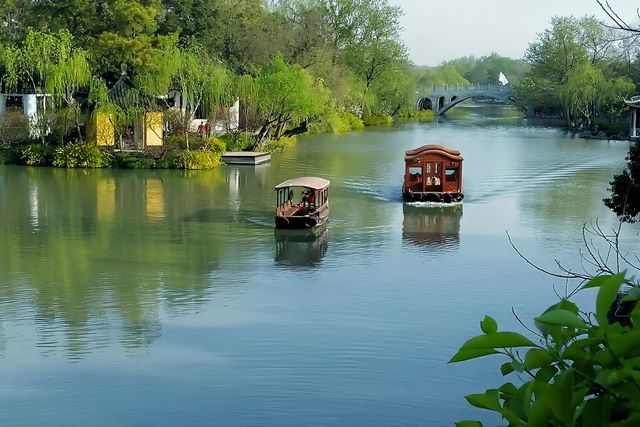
[{"left": 498, "top": 72, "right": 509, "bottom": 86}]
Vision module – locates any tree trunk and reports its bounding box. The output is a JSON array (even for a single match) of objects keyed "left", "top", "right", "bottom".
[
  {"left": 274, "top": 121, "right": 286, "bottom": 139},
  {"left": 252, "top": 123, "right": 271, "bottom": 151}
]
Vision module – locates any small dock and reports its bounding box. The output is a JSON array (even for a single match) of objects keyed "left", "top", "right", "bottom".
[{"left": 221, "top": 151, "right": 271, "bottom": 165}]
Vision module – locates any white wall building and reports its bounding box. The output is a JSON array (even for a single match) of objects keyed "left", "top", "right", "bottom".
[{"left": 167, "top": 91, "right": 240, "bottom": 135}]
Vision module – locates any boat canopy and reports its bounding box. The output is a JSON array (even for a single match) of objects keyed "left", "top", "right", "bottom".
[
  {"left": 404, "top": 144, "right": 463, "bottom": 162},
  {"left": 275, "top": 177, "right": 330, "bottom": 190}
]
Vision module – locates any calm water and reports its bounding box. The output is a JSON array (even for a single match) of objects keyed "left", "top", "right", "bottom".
[{"left": 1, "top": 107, "right": 639, "bottom": 425}]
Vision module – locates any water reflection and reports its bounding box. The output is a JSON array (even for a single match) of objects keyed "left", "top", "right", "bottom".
[
  {"left": 402, "top": 203, "right": 462, "bottom": 251},
  {"left": 0, "top": 166, "right": 226, "bottom": 358},
  {"left": 274, "top": 226, "right": 328, "bottom": 267}
]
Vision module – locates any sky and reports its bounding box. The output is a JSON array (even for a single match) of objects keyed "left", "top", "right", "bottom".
[{"left": 390, "top": 0, "right": 640, "bottom": 66}]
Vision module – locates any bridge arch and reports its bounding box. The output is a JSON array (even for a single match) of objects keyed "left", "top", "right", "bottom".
[
  {"left": 417, "top": 84, "right": 515, "bottom": 115},
  {"left": 417, "top": 97, "right": 432, "bottom": 111}
]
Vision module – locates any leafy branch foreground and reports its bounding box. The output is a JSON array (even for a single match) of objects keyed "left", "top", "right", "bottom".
[{"left": 451, "top": 224, "right": 640, "bottom": 427}]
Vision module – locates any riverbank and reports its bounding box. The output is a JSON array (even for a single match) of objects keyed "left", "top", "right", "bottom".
[{"left": 0, "top": 111, "right": 435, "bottom": 170}]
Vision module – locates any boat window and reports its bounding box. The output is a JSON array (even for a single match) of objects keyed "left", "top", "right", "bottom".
[
  {"left": 426, "top": 163, "right": 432, "bottom": 173},
  {"left": 408, "top": 167, "right": 422, "bottom": 180},
  {"left": 445, "top": 169, "right": 457, "bottom": 182}
]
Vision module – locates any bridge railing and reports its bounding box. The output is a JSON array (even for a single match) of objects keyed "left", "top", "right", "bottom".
[{"left": 423, "top": 84, "right": 510, "bottom": 92}]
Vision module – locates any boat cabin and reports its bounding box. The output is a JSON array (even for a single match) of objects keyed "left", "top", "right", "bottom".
[
  {"left": 275, "top": 177, "right": 330, "bottom": 229},
  {"left": 403, "top": 144, "right": 463, "bottom": 203}
]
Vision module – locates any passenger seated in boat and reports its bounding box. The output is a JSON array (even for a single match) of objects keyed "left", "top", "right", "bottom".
[
  {"left": 299, "top": 189, "right": 316, "bottom": 211},
  {"left": 307, "top": 190, "right": 316, "bottom": 207}
]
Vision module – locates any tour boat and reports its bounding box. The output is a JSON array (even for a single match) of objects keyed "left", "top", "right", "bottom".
[
  {"left": 274, "top": 177, "right": 330, "bottom": 229},
  {"left": 402, "top": 144, "right": 463, "bottom": 203}
]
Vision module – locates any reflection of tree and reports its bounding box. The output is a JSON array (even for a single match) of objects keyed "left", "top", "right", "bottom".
[
  {"left": 0, "top": 166, "right": 228, "bottom": 357},
  {"left": 402, "top": 203, "right": 462, "bottom": 251},
  {"left": 274, "top": 226, "right": 328, "bottom": 267}
]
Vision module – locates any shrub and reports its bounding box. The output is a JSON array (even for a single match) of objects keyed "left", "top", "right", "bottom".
[
  {"left": 172, "top": 150, "right": 221, "bottom": 170},
  {"left": 322, "top": 110, "right": 351, "bottom": 134},
  {"left": 308, "top": 110, "right": 364, "bottom": 134},
  {"left": 398, "top": 109, "right": 435, "bottom": 122},
  {"left": 112, "top": 151, "right": 156, "bottom": 169},
  {"left": 155, "top": 150, "right": 180, "bottom": 169},
  {"left": 200, "top": 136, "right": 226, "bottom": 154},
  {"left": 164, "top": 134, "right": 188, "bottom": 150},
  {"left": 0, "top": 147, "right": 22, "bottom": 165},
  {"left": 362, "top": 115, "right": 393, "bottom": 126},
  {"left": 21, "top": 144, "right": 54, "bottom": 166},
  {"left": 263, "top": 136, "right": 297, "bottom": 153},
  {"left": 52, "top": 143, "right": 113, "bottom": 168},
  {"left": 219, "top": 132, "right": 255, "bottom": 151},
  {"left": 0, "top": 108, "right": 31, "bottom": 147},
  {"left": 345, "top": 111, "right": 365, "bottom": 130}
]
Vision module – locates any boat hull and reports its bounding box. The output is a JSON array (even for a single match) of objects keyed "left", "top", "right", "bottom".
[
  {"left": 402, "top": 191, "right": 464, "bottom": 203},
  {"left": 275, "top": 209, "right": 329, "bottom": 229}
]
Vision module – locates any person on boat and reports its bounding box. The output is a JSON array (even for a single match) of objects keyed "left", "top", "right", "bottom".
[
  {"left": 307, "top": 190, "right": 316, "bottom": 207},
  {"left": 300, "top": 189, "right": 316, "bottom": 208}
]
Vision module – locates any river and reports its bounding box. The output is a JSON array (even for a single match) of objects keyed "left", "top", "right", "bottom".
[{"left": 0, "top": 106, "right": 638, "bottom": 425}]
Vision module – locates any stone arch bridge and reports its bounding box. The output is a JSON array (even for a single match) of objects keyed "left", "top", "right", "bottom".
[{"left": 417, "top": 84, "right": 515, "bottom": 115}]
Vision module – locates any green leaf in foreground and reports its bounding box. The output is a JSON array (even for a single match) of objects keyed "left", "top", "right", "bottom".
[
  {"left": 534, "top": 309, "right": 588, "bottom": 329},
  {"left": 480, "top": 315, "right": 498, "bottom": 334},
  {"left": 459, "top": 332, "right": 537, "bottom": 351},
  {"left": 449, "top": 348, "right": 499, "bottom": 363}
]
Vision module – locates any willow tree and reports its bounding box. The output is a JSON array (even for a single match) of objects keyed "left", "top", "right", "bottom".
[
  {"left": 558, "top": 62, "right": 605, "bottom": 128},
  {"left": 47, "top": 47, "right": 91, "bottom": 143},
  {"left": 13, "top": 29, "right": 89, "bottom": 143},
  {"left": 171, "top": 44, "right": 232, "bottom": 150},
  {"left": 559, "top": 62, "right": 634, "bottom": 129},
  {"left": 253, "top": 54, "right": 328, "bottom": 150},
  {"left": 19, "top": 29, "right": 72, "bottom": 94},
  {"left": 0, "top": 43, "right": 19, "bottom": 93}
]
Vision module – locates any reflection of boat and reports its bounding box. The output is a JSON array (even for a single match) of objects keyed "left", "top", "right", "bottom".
[
  {"left": 403, "top": 145, "right": 463, "bottom": 203},
  {"left": 402, "top": 203, "right": 462, "bottom": 250},
  {"left": 274, "top": 226, "right": 328, "bottom": 267},
  {"left": 275, "top": 177, "right": 330, "bottom": 229}
]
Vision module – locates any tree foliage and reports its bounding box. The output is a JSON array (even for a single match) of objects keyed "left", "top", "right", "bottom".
[
  {"left": 0, "top": 0, "right": 415, "bottom": 148},
  {"left": 520, "top": 14, "right": 636, "bottom": 125},
  {"left": 604, "top": 142, "right": 640, "bottom": 223},
  {"left": 254, "top": 53, "right": 328, "bottom": 148},
  {"left": 452, "top": 271, "right": 640, "bottom": 426}
]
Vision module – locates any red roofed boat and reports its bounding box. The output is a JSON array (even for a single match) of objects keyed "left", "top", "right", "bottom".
[{"left": 402, "top": 145, "right": 463, "bottom": 203}]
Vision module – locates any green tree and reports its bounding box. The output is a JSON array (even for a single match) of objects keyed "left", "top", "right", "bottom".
[
  {"left": 0, "top": 43, "right": 20, "bottom": 93},
  {"left": 525, "top": 16, "right": 589, "bottom": 84},
  {"left": 253, "top": 54, "right": 328, "bottom": 148},
  {"left": 30, "top": 0, "right": 100, "bottom": 46},
  {"left": 94, "top": 0, "right": 177, "bottom": 82},
  {"left": 171, "top": 44, "right": 232, "bottom": 149},
  {"left": 0, "top": 0, "right": 29, "bottom": 43},
  {"left": 558, "top": 62, "right": 606, "bottom": 127},
  {"left": 47, "top": 44, "right": 92, "bottom": 143},
  {"left": 604, "top": 142, "right": 640, "bottom": 223},
  {"left": 369, "top": 60, "right": 414, "bottom": 116},
  {"left": 415, "top": 65, "right": 468, "bottom": 92}
]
